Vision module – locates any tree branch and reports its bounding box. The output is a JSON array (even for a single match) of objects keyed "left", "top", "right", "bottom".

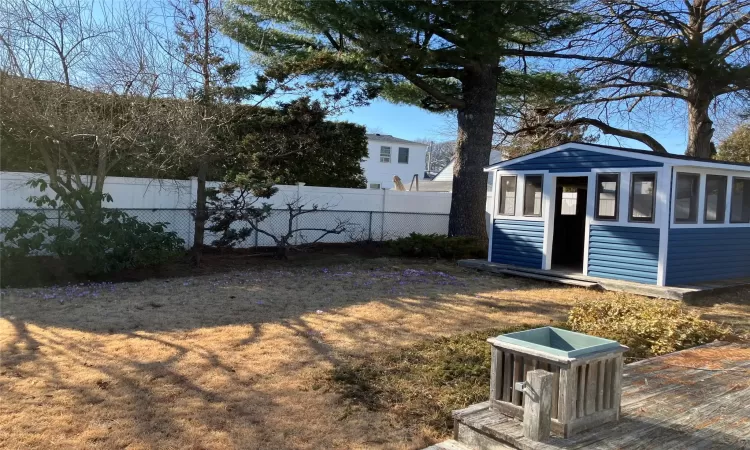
[
  {"left": 500, "top": 48, "right": 664, "bottom": 70},
  {"left": 400, "top": 72, "right": 465, "bottom": 109},
  {"left": 570, "top": 118, "right": 667, "bottom": 153},
  {"left": 505, "top": 117, "right": 667, "bottom": 154},
  {"left": 708, "top": 11, "right": 750, "bottom": 48}
]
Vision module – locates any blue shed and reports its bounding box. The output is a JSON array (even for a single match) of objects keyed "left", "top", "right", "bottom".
[{"left": 485, "top": 143, "right": 750, "bottom": 287}]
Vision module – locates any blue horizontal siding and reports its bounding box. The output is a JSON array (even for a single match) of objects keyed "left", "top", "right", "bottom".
[
  {"left": 505, "top": 148, "right": 663, "bottom": 173},
  {"left": 587, "top": 225, "right": 659, "bottom": 284},
  {"left": 491, "top": 219, "right": 544, "bottom": 269},
  {"left": 666, "top": 228, "right": 750, "bottom": 285}
]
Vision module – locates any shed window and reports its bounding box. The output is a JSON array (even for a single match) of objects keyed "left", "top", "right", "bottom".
[
  {"left": 730, "top": 177, "right": 750, "bottom": 223},
  {"left": 380, "top": 146, "right": 391, "bottom": 163},
  {"left": 523, "top": 175, "right": 543, "bottom": 217},
  {"left": 595, "top": 173, "right": 619, "bottom": 220},
  {"left": 369, "top": 183, "right": 381, "bottom": 189},
  {"left": 398, "top": 147, "right": 409, "bottom": 164},
  {"left": 629, "top": 173, "right": 656, "bottom": 222},
  {"left": 498, "top": 176, "right": 517, "bottom": 216},
  {"left": 675, "top": 172, "right": 700, "bottom": 223},
  {"left": 704, "top": 175, "right": 727, "bottom": 223}
]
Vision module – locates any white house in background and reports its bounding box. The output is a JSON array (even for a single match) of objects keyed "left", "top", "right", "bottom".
[
  {"left": 419, "top": 149, "right": 503, "bottom": 192},
  {"left": 362, "top": 134, "right": 428, "bottom": 189}
]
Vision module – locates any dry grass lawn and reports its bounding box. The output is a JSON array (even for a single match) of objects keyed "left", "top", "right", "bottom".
[{"left": 2, "top": 257, "right": 749, "bottom": 450}]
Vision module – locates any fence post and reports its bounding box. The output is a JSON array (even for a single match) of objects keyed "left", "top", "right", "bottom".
[
  {"left": 522, "top": 369, "right": 554, "bottom": 442},
  {"left": 368, "top": 211, "right": 373, "bottom": 241},
  {"left": 187, "top": 177, "right": 197, "bottom": 247},
  {"left": 380, "top": 188, "right": 386, "bottom": 241},
  {"left": 254, "top": 220, "right": 259, "bottom": 248},
  {"left": 295, "top": 182, "right": 305, "bottom": 245}
]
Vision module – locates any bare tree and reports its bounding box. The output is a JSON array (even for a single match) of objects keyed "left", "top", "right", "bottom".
[
  {"left": 0, "top": 0, "right": 109, "bottom": 85},
  {"left": 421, "top": 140, "right": 456, "bottom": 173},
  {"left": 496, "top": 107, "right": 595, "bottom": 158},
  {"left": 0, "top": 0, "right": 197, "bottom": 206},
  {"left": 82, "top": 2, "right": 180, "bottom": 97},
  {"left": 0, "top": 74, "right": 183, "bottom": 205},
  {"left": 507, "top": 0, "right": 750, "bottom": 157}
]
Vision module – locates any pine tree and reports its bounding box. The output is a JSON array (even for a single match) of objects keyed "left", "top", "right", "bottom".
[{"left": 224, "top": 0, "right": 587, "bottom": 238}]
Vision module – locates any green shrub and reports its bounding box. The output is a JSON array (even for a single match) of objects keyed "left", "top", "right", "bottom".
[
  {"left": 388, "top": 233, "right": 486, "bottom": 259},
  {"left": 567, "top": 295, "right": 731, "bottom": 359},
  {"left": 1, "top": 209, "right": 185, "bottom": 277},
  {"left": 1, "top": 183, "right": 185, "bottom": 278}
]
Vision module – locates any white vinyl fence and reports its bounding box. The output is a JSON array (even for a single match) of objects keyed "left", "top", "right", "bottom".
[{"left": 1, "top": 172, "right": 492, "bottom": 248}]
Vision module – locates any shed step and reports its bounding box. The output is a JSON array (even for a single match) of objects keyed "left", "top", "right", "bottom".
[
  {"left": 457, "top": 260, "right": 597, "bottom": 288},
  {"left": 422, "top": 439, "right": 477, "bottom": 450},
  {"left": 497, "top": 266, "right": 592, "bottom": 282},
  {"left": 501, "top": 269, "right": 599, "bottom": 289}
]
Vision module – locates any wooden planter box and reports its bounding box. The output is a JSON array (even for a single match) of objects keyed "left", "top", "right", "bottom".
[{"left": 487, "top": 327, "right": 628, "bottom": 438}]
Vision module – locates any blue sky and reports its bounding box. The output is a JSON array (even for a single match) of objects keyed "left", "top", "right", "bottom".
[
  {"left": 338, "top": 100, "right": 690, "bottom": 154},
  {"left": 90, "top": 0, "right": 691, "bottom": 156}
]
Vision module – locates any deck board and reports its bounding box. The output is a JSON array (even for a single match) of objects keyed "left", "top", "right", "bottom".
[{"left": 454, "top": 342, "right": 750, "bottom": 449}]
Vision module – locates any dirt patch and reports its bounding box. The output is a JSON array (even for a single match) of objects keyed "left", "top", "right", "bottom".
[{"left": 1, "top": 257, "right": 748, "bottom": 449}]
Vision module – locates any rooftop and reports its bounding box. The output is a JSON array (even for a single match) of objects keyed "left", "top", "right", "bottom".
[
  {"left": 485, "top": 141, "right": 750, "bottom": 171},
  {"left": 366, "top": 133, "right": 427, "bottom": 146}
]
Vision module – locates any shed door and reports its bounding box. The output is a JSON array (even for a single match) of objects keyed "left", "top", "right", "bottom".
[{"left": 551, "top": 177, "right": 588, "bottom": 272}]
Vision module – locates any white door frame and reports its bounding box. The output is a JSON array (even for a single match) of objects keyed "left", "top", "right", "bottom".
[{"left": 543, "top": 173, "right": 593, "bottom": 274}]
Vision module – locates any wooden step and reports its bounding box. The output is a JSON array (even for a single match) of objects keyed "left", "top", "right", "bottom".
[
  {"left": 501, "top": 269, "right": 599, "bottom": 289},
  {"left": 457, "top": 260, "right": 597, "bottom": 288},
  {"left": 458, "top": 259, "right": 509, "bottom": 274},
  {"left": 422, "top": 439, "right": 478, "bottom": 450},
  {"left": 498, "top": 266, "right": 592, "bottom": 282}
]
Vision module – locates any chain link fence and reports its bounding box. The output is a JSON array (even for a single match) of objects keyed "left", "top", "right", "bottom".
[{"left": 0, "top": 208, "right": 450, "bottom": 249}]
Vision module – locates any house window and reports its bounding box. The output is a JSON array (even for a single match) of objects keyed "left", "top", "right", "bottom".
[
  {"left": 369, "top": 183, "right": 381, "bottom": 189},
  {"left": 380, "top": 146, "right": 391, "bottom": 163},
  {"left": 629, "top": 172, "right": 656, "bottom": 223},
  {"left": 704, "top": 175, "right": 727, "bottom": 223},
  {"left": 595, "top": 173, "right": 619, "bottom": 220},
  {"left": 523, "top": 175, "right": 543, "bottom": 217},
  {"left": 674, "top": 172, "right": 700, "bottom": 223},
  {"left": 498, "top": 176, "right": 517, "bottom": 216},
  {"left": 398, "top": 147, "right": 409, "bottom": 164},
  {"left": 730, "top": 177, "right": 750, "bottom": 223}
]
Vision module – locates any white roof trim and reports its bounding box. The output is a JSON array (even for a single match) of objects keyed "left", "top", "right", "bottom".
[
  {"left": 483, "top": 142, "right": 750, "bottom": 173},
  {"left": 668, "top": 161, "right": 750, "bottom": 172}
]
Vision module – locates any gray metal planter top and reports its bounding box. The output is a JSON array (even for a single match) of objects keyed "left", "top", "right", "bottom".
[{"left": 491, "top": 327, "right": 623, "bottom": 360}]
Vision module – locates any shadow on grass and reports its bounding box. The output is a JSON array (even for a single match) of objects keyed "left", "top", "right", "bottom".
[
  {"left": 1, "top": 258, "right": 569, "bottom": 335},
  {"left": 0, "top": 258, "right": 578, "bottom": 448},
  {"left": 324, "top": 325, "right": 536, "bottom": 434}
]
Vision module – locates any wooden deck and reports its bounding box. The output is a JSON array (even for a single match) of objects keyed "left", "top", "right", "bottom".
[
  {"left": 457, "top": 259, "right": 750, "bottom": 300},
  {"left": 452, "top": 342, "right": 750, "bottom": 450}
]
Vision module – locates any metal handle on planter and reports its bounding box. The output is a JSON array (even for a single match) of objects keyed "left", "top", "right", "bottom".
[{"left": 515, "top": 381, "right": 539, "bottom": 402}]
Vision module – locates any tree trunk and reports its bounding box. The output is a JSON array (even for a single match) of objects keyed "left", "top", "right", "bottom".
[
  {"left": 192, "top": 161, "right": 208, "bottom": 264},
  {"left": 449, "top": 65, "right": 498, "bottom": 239},
  {"left": 94, "top": 143, "right": 107, "bottom": 198},
  {"left": 686, "top": 82, "right": 714, "bottom": 159}
]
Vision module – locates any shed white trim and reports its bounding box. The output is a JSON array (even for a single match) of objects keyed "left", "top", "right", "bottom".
[
  {"left": 669, "top": 167, "right": 750, "bottom": 228},
  {"left": 484, "top": 142, "right": 750, "bottom": 173}
]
